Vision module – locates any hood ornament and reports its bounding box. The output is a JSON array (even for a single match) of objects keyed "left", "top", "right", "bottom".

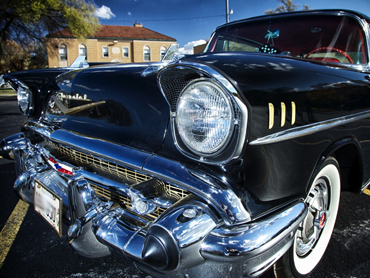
[
  {"left": 141, "top": 44, "right": 185, "bottom": 77},
  {"left": 161, "top": 44, "right": 185, "bottom": 63}
]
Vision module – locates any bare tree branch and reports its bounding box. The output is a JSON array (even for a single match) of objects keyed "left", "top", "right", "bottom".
[{"left": 0, "top": 0, "right": 99, "bottom": 72}]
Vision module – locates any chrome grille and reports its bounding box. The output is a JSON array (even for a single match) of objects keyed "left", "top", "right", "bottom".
[
  {"left": 159, "top": 67, "right": 202, "bottom": 111},
  {"left": 46, "top": 141, "right": 190, "bottom": 221},
  {"left": 48, "top": 141, "right": 150, "bottom": 184},
  {"left": 164, "top": 184, "right": 188, "bottom": 200}
]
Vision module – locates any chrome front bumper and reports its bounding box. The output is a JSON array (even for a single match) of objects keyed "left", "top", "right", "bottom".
[{"left": 2, "top": 133, "right": 307, "bottom": 277}]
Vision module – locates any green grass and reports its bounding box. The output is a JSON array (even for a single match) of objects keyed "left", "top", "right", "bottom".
[{"left": 0, "top": 88, "right": 16, "bottom": 97}]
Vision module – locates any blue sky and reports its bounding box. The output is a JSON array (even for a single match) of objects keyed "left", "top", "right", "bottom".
[{"left": 92, "top": 0, "right": 370, "bottom": 53}]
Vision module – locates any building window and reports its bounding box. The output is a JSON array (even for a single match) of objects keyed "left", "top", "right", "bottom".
[
  {"left": 59, "top": 44, "right": 67, "bottom": 61},
  {"left": 102, "top": 46, "right": 109, "bottom": 58},
  {"left": 143, "top": 45, "right": 151, "bottom": 61},
  {"left": 79, "top": 44, "right": 87, "bottom": 60},
  {"left": 122, "top": 47, "right": 129, "bottom": 58},
  {"left": 160, "top": 46, "right": 167, "bottom": 60}
]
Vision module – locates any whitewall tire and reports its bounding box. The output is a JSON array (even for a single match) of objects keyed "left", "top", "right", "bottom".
[{"left": 273, "top": 157, "right": 341, "bottom": 278}]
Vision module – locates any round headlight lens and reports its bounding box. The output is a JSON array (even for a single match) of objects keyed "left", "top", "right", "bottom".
[
  {"left": 176, "top": 80, "right": 233, "bottom": 155},
  {"left": 17, "top": 86, "right": 32, "bottom": 115}
]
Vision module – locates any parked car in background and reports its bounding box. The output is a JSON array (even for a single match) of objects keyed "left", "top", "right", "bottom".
[{"left": 1, "top": 9, "right": 370, "bottom": 278}]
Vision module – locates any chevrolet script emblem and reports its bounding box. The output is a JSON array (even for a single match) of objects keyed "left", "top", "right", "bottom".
[{"left": 51, "top": 95, "right": 105, "bottom": 115}]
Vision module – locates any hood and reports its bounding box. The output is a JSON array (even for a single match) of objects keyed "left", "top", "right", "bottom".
[
  {"left": 182, "top": 52, "right": 361, "bottom": 85},
  {"left": 43, "top": 64, "right": 170, "bottom": 154}
]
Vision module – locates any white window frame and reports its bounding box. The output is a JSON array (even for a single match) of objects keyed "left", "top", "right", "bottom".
[
  {"left": 79, "top": 44, "right": 87, "bottom": 60},
  {"left": 122, "top": 47, "right": 129, "bottom": 58},
  {"left": 102, "top": 46, "right": 109, "bottom": 58},
  {"left": 59, "top": 44, "right": 68, "bottom": 61},
  {"left": 143, "top": 45, "right": 151, "bottom": 61}
]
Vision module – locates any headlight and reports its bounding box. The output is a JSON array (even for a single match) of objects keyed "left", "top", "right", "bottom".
[
  {"left": 176, "top": 80, "right": 233, "bottom": 155},
  {"left": 159, "top": 63, "right": 248, "bottom": 165},
  {"left": 17, "top": 86, "right": 33, "bottom": 115},
  {"left": 3, "top": 75, "right": 34, "bottom": 116}
]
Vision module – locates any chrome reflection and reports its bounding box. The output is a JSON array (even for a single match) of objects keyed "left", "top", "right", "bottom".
[
  {"left": 158, "top": 61, "right": 248, "bottom": 165},
  {"left": 250, "top": 110, "right": 370, "bottom": 145},
  {"left": 23, "top": 119, "right": 252, "bottom": 224},
  {"left": 3, "top": 131, "right": 307, "bottom": 275},
  {"left": 144, "top": 154, "right": 252, "bottom": 224},
  {"left": 201, "top": 201, "right": 307, "bottom": 259},
  {"left": 3, "top": 74, "right": 34, "bottom": 116}
]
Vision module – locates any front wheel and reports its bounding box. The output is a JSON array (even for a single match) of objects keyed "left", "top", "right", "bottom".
[{"left": 273, "top": 157, "right": 341, "bottom": 278}]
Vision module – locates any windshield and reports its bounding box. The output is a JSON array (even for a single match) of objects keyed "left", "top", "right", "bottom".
[{"left": 206, "top": 14, "right": 367, "bottom": 65}]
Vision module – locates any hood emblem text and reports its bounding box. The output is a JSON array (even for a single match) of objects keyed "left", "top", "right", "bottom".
[{"left": 51, "top": 95, "right": 106, "bottom": 116}]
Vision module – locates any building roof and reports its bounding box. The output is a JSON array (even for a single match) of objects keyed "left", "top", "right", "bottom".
[{"left": 48, "top": 24, "right": 176, "bottom": 42}]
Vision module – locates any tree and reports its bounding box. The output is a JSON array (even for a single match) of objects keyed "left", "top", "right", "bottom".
[
  {"left": 265, "top": 0, "right": 309, "bottom": 14},
  {"left": 29, "top": 44, "right": 48, "bottom": 70},
  {"left": 1, "top": 41, "right": 30, "bottom": 72},
  {"left": 0, "top": 0, "right": 100, "bottom": 72}
]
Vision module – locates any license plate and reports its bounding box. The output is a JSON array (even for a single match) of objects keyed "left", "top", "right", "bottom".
[{"left": 34, "top": 179, "right": 62, "bottom": 236}]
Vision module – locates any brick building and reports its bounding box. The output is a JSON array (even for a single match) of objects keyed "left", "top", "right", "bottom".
[{"left": 47, "top": 24, "right": 176, "bottom": 68}]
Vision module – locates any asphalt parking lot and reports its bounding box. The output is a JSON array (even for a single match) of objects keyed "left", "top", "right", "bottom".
[{"left": 0, "top": 96, "right": 370, "bottom": 278}]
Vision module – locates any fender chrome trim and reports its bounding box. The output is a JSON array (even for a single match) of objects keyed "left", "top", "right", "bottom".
[{"left": 250, "top": 110, "right": 370, "bottom": 145}]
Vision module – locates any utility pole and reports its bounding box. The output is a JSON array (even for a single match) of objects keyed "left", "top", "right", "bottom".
[
  {"left": 226, "top": 0, "right": 233, "bottom": 23},
  {"left": 226, "top": 0, "right": 230, "bottom": 23}
]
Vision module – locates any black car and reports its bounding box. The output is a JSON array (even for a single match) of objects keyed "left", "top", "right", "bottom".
[{"left": 1, "top": 9, "right": 370, "bottom": 278}]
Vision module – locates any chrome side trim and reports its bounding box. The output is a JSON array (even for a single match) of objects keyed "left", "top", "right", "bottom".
[
  {"left": 250, "top": 110, "right": 370, "bottom": 145},
  {"left": 361, "top": 177, "right": 370, "bottom": 192}
]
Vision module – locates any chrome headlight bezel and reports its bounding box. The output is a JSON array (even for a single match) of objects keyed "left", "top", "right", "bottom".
[
  {"left": 159, "top": 62, "right": 248, "bottom": 165},
  {"left": 17, "top": 85, "right": 33, "bottom": 116},
  {"left": 3, "top": 75, "right": 34, "bottom": 116}
]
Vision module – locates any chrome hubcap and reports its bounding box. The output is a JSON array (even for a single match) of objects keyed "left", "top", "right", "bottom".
[{"left": 296, "top": 178, "right": 329, "bottom": 257}]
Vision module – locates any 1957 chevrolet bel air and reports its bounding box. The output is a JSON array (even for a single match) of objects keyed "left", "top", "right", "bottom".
[{"left": 1, "top": 9, "right": 370, "bottom": 278}]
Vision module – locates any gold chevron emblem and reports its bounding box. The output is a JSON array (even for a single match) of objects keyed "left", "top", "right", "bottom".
[{"left": 51, "top": 95, "right": 106, "bottom": 115}]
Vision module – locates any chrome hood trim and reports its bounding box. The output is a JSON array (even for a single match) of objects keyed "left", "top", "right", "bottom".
[{"left": 25, "top": 120, "right": 151, "bottom": 172}]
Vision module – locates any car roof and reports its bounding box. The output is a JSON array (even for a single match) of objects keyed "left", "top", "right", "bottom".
[{"left": 216, "top": 9, "right": 370, "bottom": 30}]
